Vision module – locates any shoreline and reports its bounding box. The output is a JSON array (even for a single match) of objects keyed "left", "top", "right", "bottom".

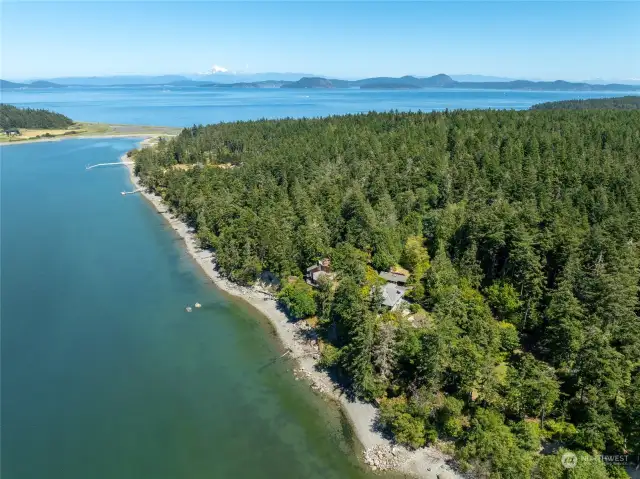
[
  {"left": 0, "top": 123, "right": 181, "bottom": 147},
  {"left": 124, "top": 137, "right": 463, "bottom": 479},
  {"left": 0, "top": 133, "right": 167, "bottom": 147}
]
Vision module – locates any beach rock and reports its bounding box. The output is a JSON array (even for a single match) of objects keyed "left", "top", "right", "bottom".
[{"left": 363, "top": 445, "right": 404, "bottom": 470}]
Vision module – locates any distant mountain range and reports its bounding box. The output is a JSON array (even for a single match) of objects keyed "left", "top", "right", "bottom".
[
  {"left": 2, "top": 74, "right": 639, "bottom": 92},
  {"left": 7, "top": 72, "right": 316, "bottom": 87},
  {"left": 450, "top": 74, "right": 640, "bottom": 85},
  {"left": 450, "top": 74, "right": 515, "bottom": 82},
  {"left": 199, "top": 74, "right": 640, "bottom": 92}
]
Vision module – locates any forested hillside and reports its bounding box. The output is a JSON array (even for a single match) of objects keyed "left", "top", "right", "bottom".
[
  {"left": 0, "top": 104, "right": 73, "bottom": 129},
  {"left": 532, "top": 96, "right": 640, "bottom": 110},
  {"left": 133, "top": 110, "right": 640, "bottom": 478}
]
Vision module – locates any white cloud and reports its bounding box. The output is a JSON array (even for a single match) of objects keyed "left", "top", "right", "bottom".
[{"left": 210, "top": 64, "right": 229, "bottom": 74}]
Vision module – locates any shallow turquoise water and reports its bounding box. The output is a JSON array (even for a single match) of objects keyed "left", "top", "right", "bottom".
[
  {"left": 2, "top": 85, "right": 630, "bottom": 127},
  {"left": 0, "top": 139, "right": 379, "bottom": 479}
]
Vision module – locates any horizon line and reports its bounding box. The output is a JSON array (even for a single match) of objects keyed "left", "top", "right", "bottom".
[{"left": 4, "top": 72, "right": 640, "bottom": 84}]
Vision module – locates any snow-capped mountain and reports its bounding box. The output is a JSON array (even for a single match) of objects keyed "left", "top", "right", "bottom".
[{"left": 208, "top": 65, "right": 229, "bottom": 74}]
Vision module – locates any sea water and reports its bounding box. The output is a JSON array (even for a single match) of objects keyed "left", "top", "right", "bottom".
[
  {"left": 1, "top": 85, "right": 631, "bottom": 127},
  {"left": 0, "top": 139, "right": 378, "bottom": 479}
]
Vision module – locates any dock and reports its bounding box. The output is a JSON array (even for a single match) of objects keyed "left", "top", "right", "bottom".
[{"left": 86, "top": 161, "right": 133, "bottom": 170}]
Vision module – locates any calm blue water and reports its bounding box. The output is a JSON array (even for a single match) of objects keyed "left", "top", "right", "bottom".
[
  {"left": 1, "top": 85, "right": 632, "bottom": 127},
  {"left": 0, "top": 139, "right": 377, "bottom": 479}
]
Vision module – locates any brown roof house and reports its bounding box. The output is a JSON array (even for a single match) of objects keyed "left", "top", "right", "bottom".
[{"left": 305, "top": 258, "right": 335, "bottom": 286}]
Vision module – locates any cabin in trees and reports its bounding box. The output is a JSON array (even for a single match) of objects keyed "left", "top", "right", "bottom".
[
  {"left": 4, "top": 128, "right": 20, "bottom": 136},
  {"left": 378, "top": 270, "right": 410, "bottom": 310},
  {"left": 379, "top": 283, "right": 408, "bottom": 309},
  {"left": 305, "top": 258, "right": 335, "bottom": 286},
  {"left": 379, "top": 271, "right": 409, "bottom": 285}
]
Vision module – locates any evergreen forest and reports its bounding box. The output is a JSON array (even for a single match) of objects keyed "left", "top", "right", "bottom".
[
  {"left": 531, "top": 96, "right": 640, "bottom": 111},
  {"left": 0, "top": 104, "right": 73, "bottom": 130},
  {"left": 133, "top": 109, "right": 640, "bottom": 478}
]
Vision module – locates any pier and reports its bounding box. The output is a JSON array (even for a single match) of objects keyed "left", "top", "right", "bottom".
[{"left": 86, "top": 161, "right": 133, "bottom": 170}]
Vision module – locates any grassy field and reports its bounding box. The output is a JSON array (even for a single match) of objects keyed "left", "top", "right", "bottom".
[{"left": 0, "top": 122, "right": 181, "bottom": 143}]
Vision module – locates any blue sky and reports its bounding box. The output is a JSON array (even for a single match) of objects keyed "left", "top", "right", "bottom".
[{"left": 2, "top": 1, "right": 639, "bottom": 81}]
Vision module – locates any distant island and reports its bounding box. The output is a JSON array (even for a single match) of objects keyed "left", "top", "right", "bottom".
[
  {"left": 199, "top": 74, "right": 640, "bottom": 92},
  {"left": 284, "top": 77, "right": 335, "bottom": 89},
  {"left": 0, "top": 104, "right": 179, "bottom": 144},
  {"left": 531, "top": 95, "right": 640, "bottom": 110},
  {"left": 0, "top": 79, "right": 67, "bottom": 89},
  {"left": 3, "top": 74, "right": 640, "bottom": 92}
]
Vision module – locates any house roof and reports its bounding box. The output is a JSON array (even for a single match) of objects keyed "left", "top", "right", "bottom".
[
  {"left": 379, "top": 271, "right": 409, "bottom": 284},
  {"left": 306, "top": 258, "right": 331, "bottom": 272},
  {"left": 311, "top": 270, "right": 334, "bottom": 282},
  {"left": 380, "top": 283, "right": 407, "bottom": 308}
]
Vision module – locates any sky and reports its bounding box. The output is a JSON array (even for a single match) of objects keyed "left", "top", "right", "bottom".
[{"left": 2, "top": 1, "right": 639, "bottom": 81}]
